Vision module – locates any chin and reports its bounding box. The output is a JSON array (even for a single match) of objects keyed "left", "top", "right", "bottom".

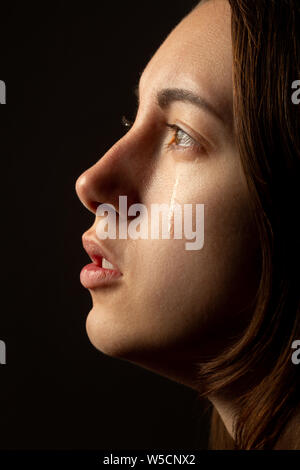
[
  {"left": 85, "top": 307, "right": 123, "bottom": 358},
  {"left": 85, "top": 305, "right": 148, "bottom": 360}
]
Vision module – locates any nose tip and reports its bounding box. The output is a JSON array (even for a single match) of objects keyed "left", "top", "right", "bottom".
[
  {"left": 75, "top": 171, "right": 85, "bottom": 197},
  {"left": 75, "top": 170, "right": 96, "bottom": 213}
]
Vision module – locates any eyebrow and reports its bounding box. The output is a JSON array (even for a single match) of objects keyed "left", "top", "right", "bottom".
[{"left": 134, "top": 84, "right": 224, "bottom": 124}]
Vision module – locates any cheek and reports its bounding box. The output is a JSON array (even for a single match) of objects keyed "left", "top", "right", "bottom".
[{"left": 138, "top": 156, "right": 260, "bottom": 329}]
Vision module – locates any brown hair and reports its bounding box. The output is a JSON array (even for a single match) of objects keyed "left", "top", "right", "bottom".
[{"left": 196, "top": 0, "right": 300, "bottom": 449}]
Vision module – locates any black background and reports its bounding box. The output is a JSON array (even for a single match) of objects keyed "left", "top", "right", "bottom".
[{"left": 0, "top": 0, "right": 211, "bottom": 449}]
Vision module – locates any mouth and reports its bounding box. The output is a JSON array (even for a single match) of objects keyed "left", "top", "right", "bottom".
[{"left": 80, "top": 237, "right": 123, "bottom": 289}]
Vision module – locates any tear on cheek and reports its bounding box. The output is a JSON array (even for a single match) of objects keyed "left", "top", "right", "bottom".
[
  {"left": 167, "top": 168, "right": 205, "bottom": 251},
  {"left": 168, "top": 170, "right": 180, "bottom": 237}
]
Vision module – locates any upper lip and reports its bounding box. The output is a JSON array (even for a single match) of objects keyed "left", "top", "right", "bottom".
[{"left": 82, "top": 235, "right": 122, "bottom": 273}]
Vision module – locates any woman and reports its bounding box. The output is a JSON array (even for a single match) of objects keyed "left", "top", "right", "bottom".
[{"left": 75, "top": 0, "right": 300, "bottom": 450}]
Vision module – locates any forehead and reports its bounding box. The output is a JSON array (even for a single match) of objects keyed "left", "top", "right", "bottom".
[{"left": 139, "top": 0, "right": 233, "bottom": 123}]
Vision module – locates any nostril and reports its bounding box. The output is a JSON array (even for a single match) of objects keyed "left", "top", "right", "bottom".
[{"left": 90, "top": 201, "right": 102, "bottom": 213}]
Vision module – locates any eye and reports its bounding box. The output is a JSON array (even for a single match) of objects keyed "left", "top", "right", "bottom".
[
  {"left": 164, "top": 124, "right": 206, "bottom": 154},
  {"left": 121, "top": 115, "right": 208, "bottom": 155}
]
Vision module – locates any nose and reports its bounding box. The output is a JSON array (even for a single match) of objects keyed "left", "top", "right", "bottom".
[{"left": 75, "top": 129, "right": 152, "bottom": 215}]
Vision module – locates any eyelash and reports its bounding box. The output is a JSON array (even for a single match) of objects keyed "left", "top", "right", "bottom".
[
  {"left": 121, "top": 115, "right": 133, "bottom": 129},
  {"left": 164, "top": 124, "right": 205, "bottom": 154},
  {"left": 121, "top": 115, "right": 206, "bottom": 154}
]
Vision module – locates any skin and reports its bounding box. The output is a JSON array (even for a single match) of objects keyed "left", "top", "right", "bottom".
[{"left": 76, "top": 0, "right": 262, "bottom": 441}]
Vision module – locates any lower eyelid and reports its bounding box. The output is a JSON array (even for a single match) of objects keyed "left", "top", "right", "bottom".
[{"left": 165, "top": 139, "right": 205, "bottom": 156}]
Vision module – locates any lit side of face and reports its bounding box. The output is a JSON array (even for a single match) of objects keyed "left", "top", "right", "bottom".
[{"left": 75, "top": 0, "right": 261, "bottom": 389}]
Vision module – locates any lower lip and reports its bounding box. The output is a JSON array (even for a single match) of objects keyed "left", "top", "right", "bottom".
[{"left": 80, "top": 263, "right": 123, "bottom": 289}]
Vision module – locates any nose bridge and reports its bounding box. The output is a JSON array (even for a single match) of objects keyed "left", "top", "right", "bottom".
[{"left": 75, "top": 128, "right": 152, "bottom": 214}]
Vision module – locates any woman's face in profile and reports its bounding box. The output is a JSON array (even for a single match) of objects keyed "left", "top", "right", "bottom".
[{"left": 76, "top": 0, "right": 261, "bottom": 388}]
